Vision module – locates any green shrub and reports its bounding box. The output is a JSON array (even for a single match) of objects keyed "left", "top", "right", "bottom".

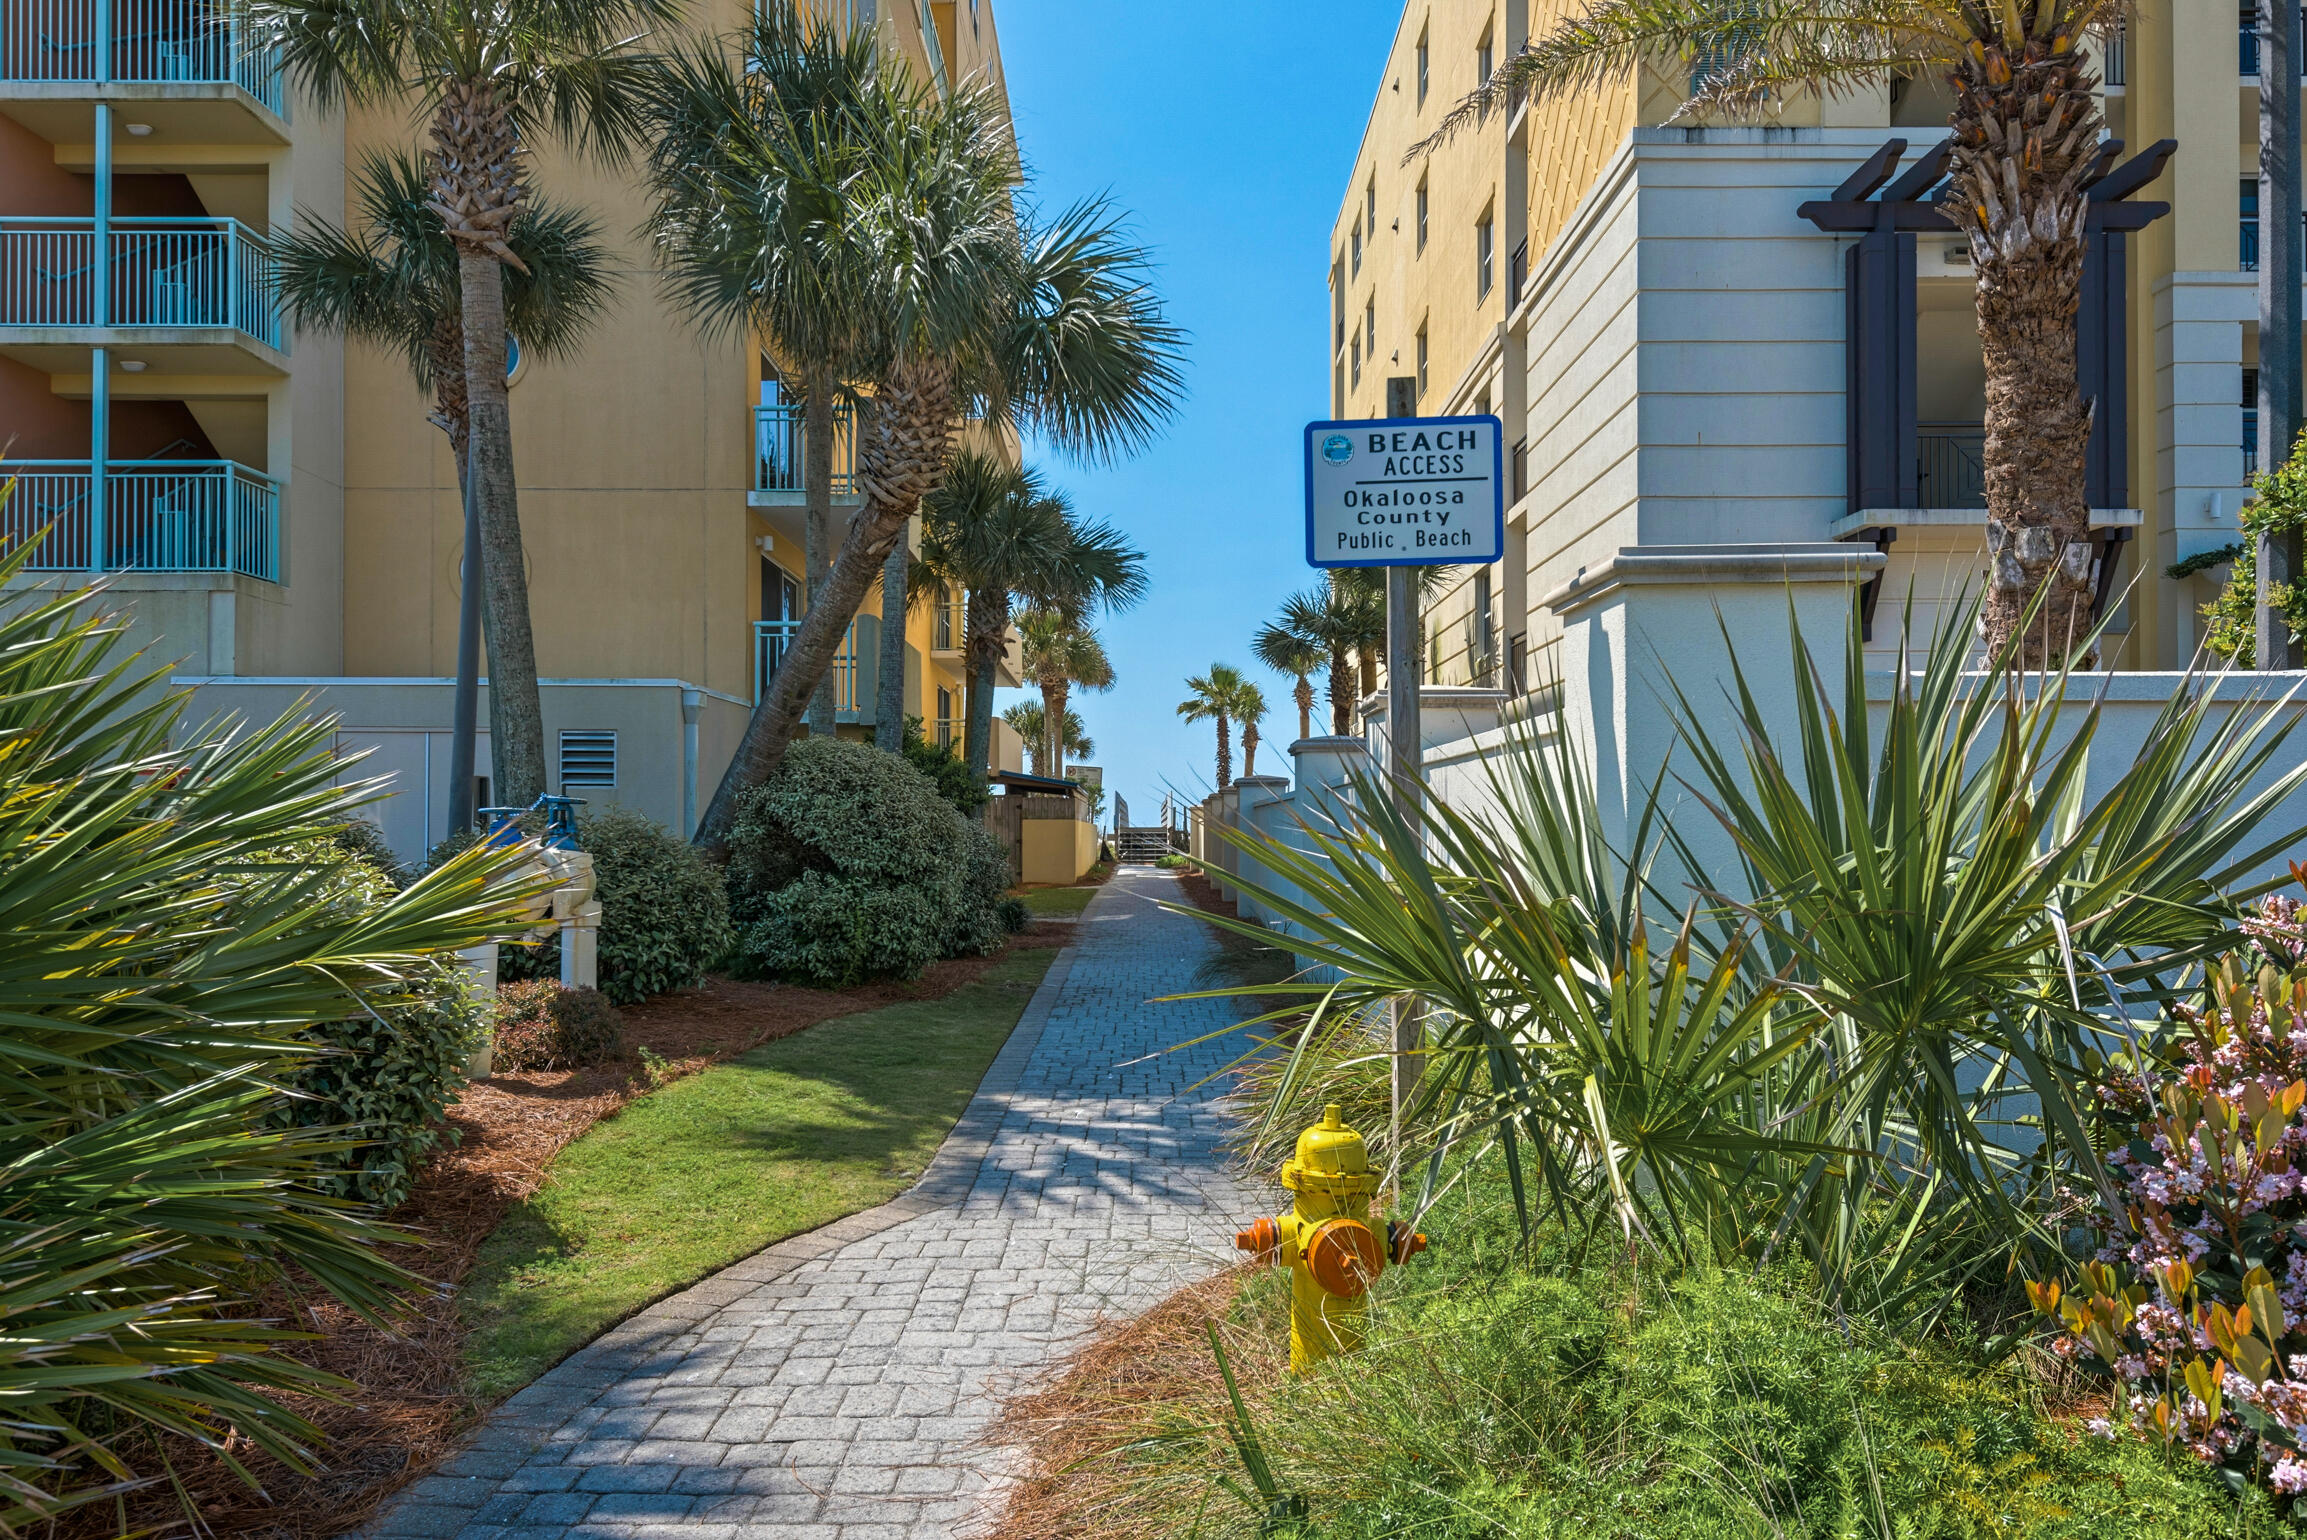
[
  {"left": 446, "top": 809, "right": 732, "bottom": 1004},
  {"left": 1156, "top": 852, "right": 1189, "bottom": 869},
  {"left": 1115, "top": 1180, "right": 2287, "bottom": 1540},
  {"left": 900, "top": 715, "right": 990, "bottom": 813},
  {"left": 329, "top": 816, "right": 409, "bottom": 887},
  {"left": 2203, "top": 425, "right": 2307, "bottom": 664},
  {"left": 724, "top": 735, "right": 1009, "bottom": 985},
  {"left": 253, "top": 839, "right": 490, "bottom": 1209},
  {"left": 997, "top": 895, "right": 1031, "bottom": 933},
  {"left": 493, "top": 980, "right": 624, "bottom": 1073}
]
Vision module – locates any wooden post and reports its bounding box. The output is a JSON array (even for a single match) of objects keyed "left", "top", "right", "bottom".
[{"left": 2261, "top": 0, "right": 2303, "bottom": 668}]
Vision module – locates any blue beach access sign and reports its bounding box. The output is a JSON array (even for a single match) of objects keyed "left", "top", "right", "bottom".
[{"left": 1303, "top": 414, "right": 1505, "bottom": 569}]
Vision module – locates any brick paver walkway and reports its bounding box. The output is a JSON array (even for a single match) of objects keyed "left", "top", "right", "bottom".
[{"left": 357, "top": 867, "right": 1256, "bottom": 1539}]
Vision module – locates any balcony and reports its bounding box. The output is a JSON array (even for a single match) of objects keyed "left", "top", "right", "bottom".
[
  {"left": 750, "top": 401, "right": 858, "bottom": 508},
  {"left": 0, "top": 215, "right": 285, "bottom": 367},
  {"left": 753, "top": 615, "right": 878, "bottom": 720},
  {"left": 0, "top": 0, "right": 287, "bottom": 139},
  {"left": 1, "top": 458, "right": 280, "bottom": 579},
  {"left": 2241, "top": 7, "right": 2307, "bottom": 76}
]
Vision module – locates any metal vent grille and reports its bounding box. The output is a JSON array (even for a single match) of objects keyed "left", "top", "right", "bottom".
[{"left": 558, "top": 729, "right": 617, "bottom": 789}]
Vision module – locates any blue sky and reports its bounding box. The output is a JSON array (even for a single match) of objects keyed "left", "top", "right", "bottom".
[{"left": 990, "top": 0, "right": 1403, "bottom": 824}]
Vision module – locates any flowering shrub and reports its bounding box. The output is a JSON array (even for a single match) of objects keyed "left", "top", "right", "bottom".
[{"left": 2036, "top": 894, "right": 2307, "bottom": 1493}]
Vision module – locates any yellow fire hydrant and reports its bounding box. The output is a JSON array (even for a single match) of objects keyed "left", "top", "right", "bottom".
[{"left": 1235, "top": 1104, "right": 1428, "bottom": 1371}]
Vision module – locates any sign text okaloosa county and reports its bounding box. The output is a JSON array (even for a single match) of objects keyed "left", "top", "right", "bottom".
[{"left": 1302, "top": 415, "right": 1505, "bottom": 569}]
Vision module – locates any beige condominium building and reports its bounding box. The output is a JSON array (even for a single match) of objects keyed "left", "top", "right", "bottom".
[
  {"left": 1331, "top": 0, "right": 2257, "bottom": 704},
  {"left": 0, "top": 0, "right": 1022, "bottom": 864}
]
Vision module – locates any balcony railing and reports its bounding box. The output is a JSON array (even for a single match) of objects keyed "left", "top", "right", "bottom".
[
  {"left": 2240, "top": 7, "right": 2307, "bottom": 76},
  {"left": 753, "top": 402, "right": 857, "bottom": 497},
  {"left": 932, "top": 715, "right": 962, "bottom": 749},
  {"left": 0, "top": 459, "right": 279, "bottom": 579},
  {"left": 0, "top": 216, "right": 281, "bottom": 347},
  {"left": 1918, "top": 426, "right": 1986, "bottom": 508},
  {"left": 753, "top": 617, "right": 862, "bottom": 709},
  {"left": 0, "top": 0, "right": 285, "bottom": 113},
  {"left": 2098, "top": 25, "right": 2126, "bottom": 86}
]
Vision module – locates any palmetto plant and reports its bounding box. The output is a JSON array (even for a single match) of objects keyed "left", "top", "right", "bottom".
[
  {"left": 1018, "top": 610, "right": 1116, "bottom": 782},
  {"left": 641, "top": 6, "right": 887, "bottom": 741},
  {"left": 645, "top": 6, "right": 1185, "bottom": 847},
  {"left": 1424, "top": 0, "right": 2115, "bottom": 667},
  {"left": 252, "top": 0, "right": 673, "bottom": 804},
  {"left": 270, "top": 148, "right": 613, "bottom": 483},
  {"left": 1275, "top": 583, "right": 1382, "bottom": 735},
  {"left": 1251, "top": 623, "right": 1324, "bottom": 743},
  {"left": 1001, "top": 700, "right": 1093, "bottom": 776},
  {"left": 915, "top": 451, "right": 1146, "bottom": 778},
  {"left": 1178, "top": 663, "right": 1256, "bottom": 792},
  {"left": 1197, "top": 595, "right": 2307, "bottom": 1316},
  {"left": 0, "top": 520, "right": 537, "bottom": 1523}
]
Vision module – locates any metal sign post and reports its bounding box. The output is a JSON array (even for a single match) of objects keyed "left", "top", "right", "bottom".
[{"left": 1302, "top": 380, "right": 1506, "bottom": 1197}]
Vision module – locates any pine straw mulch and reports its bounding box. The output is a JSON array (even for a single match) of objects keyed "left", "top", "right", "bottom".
[
  {"left": 70, "top": 922, "right": 1078, "bottom": 1540},
  {"left": 983, "top": 1267, "right": 1289, "bottom": 1540}
]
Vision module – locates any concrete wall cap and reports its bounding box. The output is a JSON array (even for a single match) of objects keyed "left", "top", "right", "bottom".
[
  {"left": 1233, "top": 774, "right": 1291, "bottom": 787},
  {"left": 1290, "top": 736, "right": 1373, "bottom": 754},
  {"left": 1543, "top": 543, "right": 1886, "bottom": 619}
]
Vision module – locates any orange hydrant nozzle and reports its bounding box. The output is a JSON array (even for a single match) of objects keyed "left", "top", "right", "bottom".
[
  {"left": 1387, "top": 1220, "right": 1429, "bottom": 1266},
  {"left": 1234, "top": 1216, "right": 1280, "bottom": 1260}
]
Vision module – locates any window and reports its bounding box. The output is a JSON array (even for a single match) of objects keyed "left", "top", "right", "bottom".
[
  {"left": 1476, "top": 208, "right": 1496, "bottom": 299},
  {"left": 934, "top": 582, "right": 956, "bottom": 649},
  {"left": 1367, "top": 177, "right": 1377, "bottom": 240},
  {"left": 1351, "top": 218, "right": 1363, "bottom": 276},
  {"left": 1473, "top": 568, "right": 1494, "bottom": 679},
  {"left": 1350, "top": 330, "right": 1362, "bottom": 389},
  {"left": 1415, "top": 324, "right": 1429, "bottom": 399},
  {"left": 1333, "top": 261, "right": 1345, "bottom": 348},
  {"left": 1416, "top": 178, "right": 1429, "bottom": 252},
  {"left": 1416, "top": 25, "right": 1429, "bottom": 104},
  {"left": 935, "top": 686, "right": 955, "bottom": 746},
  {"left": 558, "top": 729, "right": 617, "bottom": 789},
  {"left": 1478, "top": 25, "right": 1494, "bottom": 87},
  {"left": 2244, "top": 176, "right": 2263, "bottom": 272},
  {"left": 1365, "top": 297, "right": 1375, "bottom": 360},
  {"left": 1475, "top": 388, "right": 1491, "bottom": 419},
  {"left": 2247, "top": 367, "right": 2262, "bottom": 478}
]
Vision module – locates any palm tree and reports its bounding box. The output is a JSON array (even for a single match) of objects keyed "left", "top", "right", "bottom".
[
  {"left": 1018, "top": 611, "right": 1114, "bottom": 782},
  {"left": 270, "top": 150, "right": 612, "bottom": 834},
  {"left": 252, "top": 0, "right": 672, "bottom": 805},
  {"left": 912, "top": 451, "right": 1147, "bottom": 779},
  {"left": 641, "top": 7, "right": 887, "bottom": 740},
  {"left": 1252, "top": 622, "right": 1324, "bottom": 742},
  {"left": 1001, "top": 700, "right": 1092, "bottom": 776},
  {"left": 1233, "top": 676, "right": 1270, "bottom": 779},
  {"left": 646, "top": 23, "right": 1185, "bottom": 847},
  {"left": 1276, "top": 583, "right": 1383, "bottom": 735},
  {"left": 1424, "top": 3, "right": 2111, "bottom": 667},
  {"left": 1178, "top": 662, "right": 1252, "bottom": 791}
]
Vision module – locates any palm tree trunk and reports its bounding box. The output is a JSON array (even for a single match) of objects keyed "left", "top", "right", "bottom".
[
  {"left": 1242, "top": 722, "right": 1259, "bottom": 779},
  {"left": 1216, "top": 714, "right": 1232, "bottom": 790},
  {"left": 803, "top": 371, "right": 838, "bottom": 735},
  {"left": 696, "top": 356, "right": 957, "bottom": 849},
  {"left": 874, "top": 533, "right": 908, "bottom": 750},
  {"left": 432, "top": 321, "right": 480, "bottom": 837},
  {"left": 1294, "top": 677, "right": 1313, "bottom": 741},
  {"left": 456, "top": 249, "right": 546, "bottom": 806},
  {"left": 1048, "top": 682, "right": 1069, "bottom": 779},
  {"left": 1949, "top": 44, "right": 2100, "bottom": 668},
  {"left": 962, "top": 587, "right": 1005, "bottom": 777},
  {"left": 1328, "top": 646, "right": 1355, "bottom": 735}
]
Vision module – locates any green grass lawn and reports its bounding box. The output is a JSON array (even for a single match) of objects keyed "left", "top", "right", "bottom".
[
  {"left": 459, "top": 945, "right": 1059, "bottom": 1402},
  {"left": 1019, "top": 883, "right": 1100, "bottom": 917}
]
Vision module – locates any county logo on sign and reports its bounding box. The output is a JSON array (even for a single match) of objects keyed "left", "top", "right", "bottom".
[{"left": 1320, "top": 433, "right": 1354, "bottom": 466}]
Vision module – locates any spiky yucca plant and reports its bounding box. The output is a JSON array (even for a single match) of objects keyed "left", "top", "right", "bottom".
[
  {"left": 0, "top": 509, "right": 537, "bottom": 1523},
  {"left": 1426, "top": 0, "right": 2117, "bottom": 667}
]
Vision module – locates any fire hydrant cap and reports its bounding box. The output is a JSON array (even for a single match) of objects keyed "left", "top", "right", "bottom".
[
  {"left": 1293, "top": 1104, "right": 1370, "bottom": 1179},
  {"left": 1306, "top": 1217, "right": 1383, "bottom": 1298}
]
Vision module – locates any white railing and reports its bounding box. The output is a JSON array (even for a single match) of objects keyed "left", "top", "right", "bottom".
[
  {"left": 753, "top": 402, "right": 857, "bottom": 496},
  {"left": 0, "top": 216, "right": 282, "bottom": 347},
  {"left": 753, "top": 617, "right": 861, "bottom": 709},
  {"left": 0, "top": 0, "right": 285, "bottom": 112},
  {"left": 0, "top": 458, "right": 280, "bottom": 579}
]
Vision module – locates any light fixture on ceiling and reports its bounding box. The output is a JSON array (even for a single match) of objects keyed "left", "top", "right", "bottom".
[
  {"left": 125, "top": 122, "right": 153, "bottom": 136},
  {"left": 117, "top": 359, "right": 146, "bottom": 372}
]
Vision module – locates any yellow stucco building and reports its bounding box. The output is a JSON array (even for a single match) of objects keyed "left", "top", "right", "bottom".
[
  {"left": 0, "top": 0, "right": 1023, "bottom": 863},
  {"left": 1332, "top": 1, "right": 2251, "bottom": 700}
]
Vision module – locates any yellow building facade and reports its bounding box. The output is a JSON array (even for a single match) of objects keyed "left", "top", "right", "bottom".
[
  {"left": 0, "top": 0, "right": 1022, "bottom": 863},
  {"left": 1332, "top": 1, "right": 2249, "bottom": 698}
]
